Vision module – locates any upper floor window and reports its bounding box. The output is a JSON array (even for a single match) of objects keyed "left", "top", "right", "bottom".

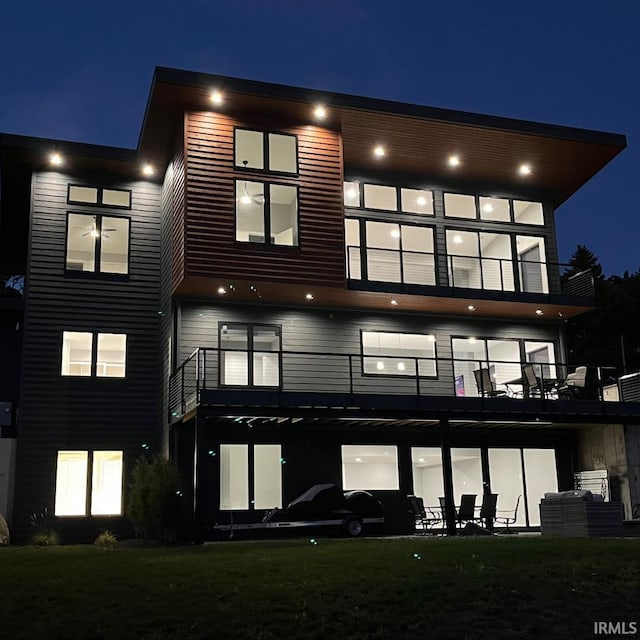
[
  {"left": 61, "top": 331, "right": 127, "bottom": 378},
  {"left": 235, "top": 180, "right": 298, "bottom": 246},
  {"left": 234, "top": 129, "right": 298, "bottom": 174},
  {"left": 344, "top": 182, "right": 433, "bottom": 215},
  {"left": 68, "top": 184, "right": 131, "bottom": 209},
  {"left": 362, "top": 331, "right": 437, "bottom": 377},
  {"left": 66, "top": 213, "right": 130, "bottom": 275},
  {"left": 346, "top": 219, "right": 436, "bottom": 285},
  {"left": 219, "top": 323, "right": 281, "bottom": 387},
  {"left": 444, "top": 192, "right": 544, "bottom": 226}
]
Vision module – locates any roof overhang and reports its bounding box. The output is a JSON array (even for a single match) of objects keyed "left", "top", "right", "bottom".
[{"left": 139, "top": 67, "right": 626, "bottom": 207}]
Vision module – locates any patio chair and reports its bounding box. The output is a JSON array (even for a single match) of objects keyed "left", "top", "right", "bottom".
[
  {"left": 495, "top": 495, "right": 521, "bottom": 534},
  {"left": 473, "top": 368, "right": 506, "bottom": 398},
  {"left": 407, "top": 495, "right": 441, "bottom": 534},
  {"left": 557, "top": 366, "right": 587, "bottom": 399},
  {"left": 475, "top": 492, "right": 498, "bottom": 528},
  {"left": 456, "top": 494, "right": 477, "bottom": 527}
]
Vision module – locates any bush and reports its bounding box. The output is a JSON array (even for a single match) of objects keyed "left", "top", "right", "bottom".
[
  {"left": 127, "top": 454, "right": 183, "bottom": 542},
  {"left": 94, "top": 530, "right": 118, "bottom": 547},
  {"left": 29, "top": 508, "right": 60, "bottom": 546}
]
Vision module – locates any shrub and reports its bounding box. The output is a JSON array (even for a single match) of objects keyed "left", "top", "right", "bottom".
[
  {"left": 94, "top": 530, "right": 118, "bottom": 547},
  {"left": 127, "top": 454, "right": 183, "bottom": 542},
  {"left": 29, "top": 508, "right": 60, "bottom": 546}
]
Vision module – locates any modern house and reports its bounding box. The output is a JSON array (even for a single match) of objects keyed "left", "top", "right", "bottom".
[{"left": 1, "top": 67, "right": 639, "bottom": 541}]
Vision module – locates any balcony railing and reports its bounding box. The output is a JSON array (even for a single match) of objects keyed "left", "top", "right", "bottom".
[
  {"left": 168, "top": 348, "right": 633, "bottom": 421},
  {"left": 346, "top": 246, "right": 594, "bottom": 298}
]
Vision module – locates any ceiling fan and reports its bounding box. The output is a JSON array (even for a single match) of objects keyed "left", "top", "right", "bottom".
[
  {"left": 239, "top": 160, "right": 265, "bottom": 205},
  {"left": 73, "top": 220, "right": 117, "bottom": 239}
]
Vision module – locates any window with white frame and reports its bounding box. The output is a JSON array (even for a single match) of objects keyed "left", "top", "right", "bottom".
[
  {"left": 362, "top": 331, "right": 437, "bottom": 377},
  {"left": 219, "top": 444, "right": 283, "bottom": 510},
  {"left": 342, "top": 445, "right": 399, "bottom": 490},
  {"left": 54, "top": 450, "right": 123, "bottom": 516},
  {"left": 219, "top": 324, "right": 281, "bottom": 387},
  {"left": 65, "top": 213, "right": 129, "bottom": 274},
  {"left": 235, "top": 180, "right": 298, "bottom": 246},
  {"left": 234, "top": 129, "right": 297, "bottom": 174},
  {"left": 61, "top": 331, "right": 127, "bottom": 378}
]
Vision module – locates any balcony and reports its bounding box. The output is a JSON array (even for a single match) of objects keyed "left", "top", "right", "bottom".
[{"left": 168, "top": 348, "right": 640, "bottom": 424}]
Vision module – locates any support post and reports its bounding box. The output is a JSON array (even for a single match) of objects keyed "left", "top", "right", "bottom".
[
  {"left": 440, "top": 417, "right": 457, "bottom": 536},
  {"left": 192, "top": 415, "right": 206, "bottom": 543}
]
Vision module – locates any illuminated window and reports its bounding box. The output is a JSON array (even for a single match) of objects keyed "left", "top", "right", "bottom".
[
  {"left": 91, "top": 451, "right": 124, "bottom": 515},
  {"left": 235, "top": 181, "right": 298, "bottom": 246},
  {"left": 444, "top": 193, "right": 476, "bottom": 219},
  {"left": 55, "top": 451, "right": 88, "bottom": 516},
  {"left": 362, "top": 331, "right": 437, "bottom": 377},
  {"left": 342, "top": 445, "right": 399, "bottom": 490},
  {"left": 65, "top": 213, "right": 129, "bottom": 275},
  {"left": 220, "top": 444, "right": 282, "bottom": 510},
  {"left": 61, "top": 331, "right": 127, "bottom": 378},
  {"left": 68, "top": 184, "right": 131, "bottom": 209},
  {"left": 234, "top": 129, "right": 297, "bottom": 174}
]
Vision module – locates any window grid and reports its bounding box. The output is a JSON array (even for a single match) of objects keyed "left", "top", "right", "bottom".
[
  {"left": 61, "top": 331, "right": 127, "bottom": 378},
  {"left": 234, "top": 128, "right": 298, "bottom": 175}
]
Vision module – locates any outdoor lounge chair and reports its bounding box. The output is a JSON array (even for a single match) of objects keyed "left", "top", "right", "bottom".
[
  {"left": 494, "top": 495, "right": 521, "bottom": 534},
  {"left": 474, "top": 368, "right": 506, "bottom": 398},
  {"left": 558, "top": 366, "right": 587, "bottom": 399}
]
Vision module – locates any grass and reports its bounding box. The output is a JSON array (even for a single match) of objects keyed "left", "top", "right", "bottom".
[{"left": 1, "top": 536, "right": 639, "bottom": 639}]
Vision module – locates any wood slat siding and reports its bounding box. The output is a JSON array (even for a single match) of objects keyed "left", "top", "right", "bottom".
[
  {"left": 171, "top": 119, "right": 186, "bottom": 291},
  {"left": 12, "top": 171, "right": 162, "bottom": 541},
  {"left": 178, "top": 302, "right": 560, "bottom": 398},
  {"left": 182, "top": 112, "right": 344, "bottom": 287}
]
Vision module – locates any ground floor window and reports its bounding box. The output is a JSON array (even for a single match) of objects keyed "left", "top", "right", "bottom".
[
  {"left": 410, "top": 445, "right": 557, "bottom": 526},
  {"left": 341, "top": 445, "right": 399, "bottom": 490},
  {"left": 219, "top": 444, "right": 283, "bottom": 510},
  {"left": 54, "top": 450, "right": 123, "bottom": 516}
]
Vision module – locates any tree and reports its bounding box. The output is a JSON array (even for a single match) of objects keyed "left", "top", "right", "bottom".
[{"left": 567, "top": 245, "right": 604, "bottom": 280}]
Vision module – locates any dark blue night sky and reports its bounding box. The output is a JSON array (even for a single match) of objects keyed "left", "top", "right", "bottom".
[{"left": 2, "top": 1, "right": 638, "bottom": 275}]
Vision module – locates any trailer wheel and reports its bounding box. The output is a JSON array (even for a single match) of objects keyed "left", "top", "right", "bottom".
[{"left": 344, "top": 517, "right": 363, "bottom": 537}]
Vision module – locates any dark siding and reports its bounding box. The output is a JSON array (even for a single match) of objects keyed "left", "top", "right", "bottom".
[
  {"left": 182, "top": 112, "right": 344, "bottom": 287},
  {"left": 178, "top": 302, "right": 562, "bottom": 397},
  {"left": 12, "top": 170, "right": 162, "bottom": 540}
]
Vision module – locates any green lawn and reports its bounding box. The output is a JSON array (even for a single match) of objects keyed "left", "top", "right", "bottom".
[{"left": 1, "top": 537, "right": 639, "bottom": 639}]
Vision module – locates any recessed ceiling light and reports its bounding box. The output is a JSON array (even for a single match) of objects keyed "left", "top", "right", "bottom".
[
  {"left": 314, "top": 105, "right": 327, "bottom": 119},
  {"left": 390, "top": 229, "right": 400, "bottom": 238},
  {"left": 468, "top": 337, "right": 477, "bottom": 344},
  {"left": 90, "top": 229, "right": 99, "bottom": 239},
  {"left": 467, "top": 305, "right": 475, "bottom": 311},
  {"left": 482, "top": 203, "right": 494, "bottom": 213},
  {"left": 346, "top": 188, "right": 358, "bottom": 199},
  {"left": 448, "top": 155, "right": 460, "bottom": 167},
  {"left": 355, "top": 457, "right": 363, "bottom": 462},
  {"left": 218, "top": 287, "right": 226, "bottom": 294},
  {"left": 142, "top": 164, "right": 154, "bottom": 176},
  {"left": 453, "top": 235, "right": 463, "bottom": 244},
  {"left": 427, "top": 335, "right": 436, "bottom": 342},
  {"left": 240, "top": 194, "right": 252, "bottom": 205},
  {"left": 210, "top": 90, "right": 224, "bottom": 105},
  {"left": 418, "top": 458, "right": 425, "bottom": 463},
  {"left": 49, "top": 152, "right": 63, "bottom": 166},
  {"left": 305, "top": 293, "right": 314, "bottom": 300},
  {"left": 535, "top": 309, "right": 544, "bottom": 316},
  {"left": 416, "top": 196, "right": 427, "bottom": 206},
  {"left": 519, "top": 164, "right": 532, "bottom": 176},
  {"left": 374, "top": 145, "right": 385, "bottom": 157},
  {"left": 376, "top": 361, "right": 385, "bottom": 370},
  {"left": 390, "top": 299, "right": 398, "bottom": 306}
]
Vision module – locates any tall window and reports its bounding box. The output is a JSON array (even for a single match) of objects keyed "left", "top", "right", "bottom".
[
  {"left": 346, "top": 219, "right": 436, "bottom": 285},
  {"left": 219, "top": 444, "right": 282, "bottom": 510},
  {"left": 517, "top": 236, "right": 548, "bottom": 293},
  {"left": 55, "top": 450, "right": 123, "bottom": 516},
  {"left": 235, "top": 129, "right": 297, "bottom": 174},
  {"left": 446, "top": 230, "right": 514, "bottom": 291},
  {"left": 235, "top": 181, "right": 298, "bottom": 246},
  {"left": 342, "top": 445, "right": 399, "bottom": 490},
  {"left": 65, "top": 213, "right": 129, "bottom": 274},
  {"left": 362, "top": 331, "right": 437, "bottom": 377},
  {"left": 219, "top": 323, "right": 281, "bottom": 387},
  {"left": 61, "top": 331, "right": 127, "bottom": 378}
]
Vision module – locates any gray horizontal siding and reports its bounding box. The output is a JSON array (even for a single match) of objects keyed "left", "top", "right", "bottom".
[
  {"left": 178, "top": 302, "right": 561, "bottom": 397},
  {"left": 12, "top": 170, "right": 162, "bottom": 538}
]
